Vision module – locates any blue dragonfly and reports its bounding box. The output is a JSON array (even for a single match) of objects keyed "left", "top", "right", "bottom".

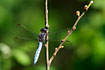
[
  {"left": 34, "top": 28, "right": 47, "bottom": 65},
  {"left": 14, "top": 24, "right": 72, "bottom": 65}
]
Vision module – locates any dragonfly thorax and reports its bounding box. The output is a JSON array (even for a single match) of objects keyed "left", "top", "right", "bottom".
[
  {"left": 38, "top": 28, "right": 47, "bottom": 42},
  {"left": 40, "top": 28, "right": 47, "bottom": 33}
]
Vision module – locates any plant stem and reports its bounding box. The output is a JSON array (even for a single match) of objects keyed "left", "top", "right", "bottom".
[{"left": 44, "top": 0, "right": 50, "bottom": 70}]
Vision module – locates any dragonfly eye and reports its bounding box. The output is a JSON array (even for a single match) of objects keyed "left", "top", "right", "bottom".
[
  {"left": 40, "top": 28, "right": 47, "bottom": 33},
  {"left": 45, "top": 27, "right": 48, "bottom": 29}
]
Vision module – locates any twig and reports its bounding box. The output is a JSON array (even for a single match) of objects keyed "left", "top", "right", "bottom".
[
  {"left": 49, "top": 1, "right": 93, "bottom": 65},
  {"left": 44, "top": 0, "right": 50, "bottom": 70}
]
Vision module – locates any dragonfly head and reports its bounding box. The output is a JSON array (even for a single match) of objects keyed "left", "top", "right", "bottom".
[{"left": 40, "top": 28, "right": 47, "bottom": 33}]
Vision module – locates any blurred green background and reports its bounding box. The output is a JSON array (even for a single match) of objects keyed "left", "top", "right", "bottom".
[{"left": 0, "top": 0, "right": 105, "bottom": 70}]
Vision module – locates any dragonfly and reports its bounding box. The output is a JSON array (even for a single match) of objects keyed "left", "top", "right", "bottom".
[
  {"left": 34, "top": 28, "right": 47, "bottom": 65},
  {"left": 14, "top": 24, "right": 72, "bottom": 65}
]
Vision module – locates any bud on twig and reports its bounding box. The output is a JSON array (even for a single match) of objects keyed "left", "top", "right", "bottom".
[
  {"left": 55, "top": 48, "right": 57, "bottom": 50},
  {"left": 87, "top": 1, "right": 93, "bottom": 9},
  {"left": 68, "top": 30, "right": 70, "bottom": 33},
  {"left": 61, "top": 46, "right": 64, "bottom": 48},
  {"left": 84, "top": 5, "right": 88, "bottom": 11},
  {"left": 73, "top": 26, "right": 76, "bottom": 30},
  {"left": 76, "top": 11, "right": 80, "bottom": 17},
  {"left": 90, "top": 1, "right": 93, "bottom": 4}
]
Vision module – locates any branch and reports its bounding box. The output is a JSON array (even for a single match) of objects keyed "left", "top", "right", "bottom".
[
  {"left": 49, "top": 1, "right": 93, "bottom": 65},
  {"left": 44, "top": 0, "right": 50, "bottom": 70}
]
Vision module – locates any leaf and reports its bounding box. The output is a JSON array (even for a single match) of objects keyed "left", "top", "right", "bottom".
[
  {"left": 12, "top": 49, "right": 31, "bottom": 66},
  {"left": 0, "top": 43, "right": 11, "bottom": 59}
]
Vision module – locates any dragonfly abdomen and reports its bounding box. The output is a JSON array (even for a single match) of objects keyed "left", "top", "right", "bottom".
[{"left": 34, "top": 42, "right": 43, "bottom": 65}]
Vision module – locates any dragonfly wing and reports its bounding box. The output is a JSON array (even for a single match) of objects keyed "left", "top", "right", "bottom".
[
  {"left": 34, "top": 42, "right": 43, "bottom": 65},
  {"left": 13, "top": 36, "right": 38, "bottom": 44},
  {"left": 49, "top": 28, "right": 73, "bottom": 46},
  {"left": 16, "top": 24, "right": 38, "bottom": 40},
  {"left": 49, "top": 28, "right": 70, "bottom": 41}
]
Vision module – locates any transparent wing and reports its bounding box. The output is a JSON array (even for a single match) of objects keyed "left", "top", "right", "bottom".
[
  {"left": 14, "top": 24, "right": 72, "bottom": 46},
  {"left": 49, "top": 28, "right": 71, "bottom": 40},
  {"left": 16, "top": 24, "right": 37, "bottom": 39},
  {"left": 13, "top": 36, "right": 37, "bottom": 44},
  {"left": 13, "top": 24, "right": 38, "bottom": 43},
  {"left": 49, "top": 28, "right": 73, "bottom": 46}
]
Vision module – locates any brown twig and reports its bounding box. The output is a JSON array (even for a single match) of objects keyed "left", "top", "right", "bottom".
[
  {"left": 44, "top": 0, "right": 50, "bottom": 70},
  {"left": 49, "top": 1, "right": 93, "bottom": 65}
]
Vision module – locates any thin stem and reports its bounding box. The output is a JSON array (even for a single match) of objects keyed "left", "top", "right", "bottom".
[
  {"left": 49, "top": 12, "right": 84, "bottom": 64},
  {"left": 45, "top": 0, "right": 49, "bottom": 27},
  {"left": 49, "top": 30, "right": 73, "bottom": 64},
  {"left": 44, "top": 0, "right": 50, "bottom": 70},
  {"left": 73, "top": 12, "right": 85, "bottom": 28},
  {"left": 49, "top": 1, "right": 93, "bottom": 65}
]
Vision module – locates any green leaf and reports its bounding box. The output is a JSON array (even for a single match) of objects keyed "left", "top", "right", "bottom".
[{"left": 12, "top": 49, "right": 31, "bottom": 66}]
